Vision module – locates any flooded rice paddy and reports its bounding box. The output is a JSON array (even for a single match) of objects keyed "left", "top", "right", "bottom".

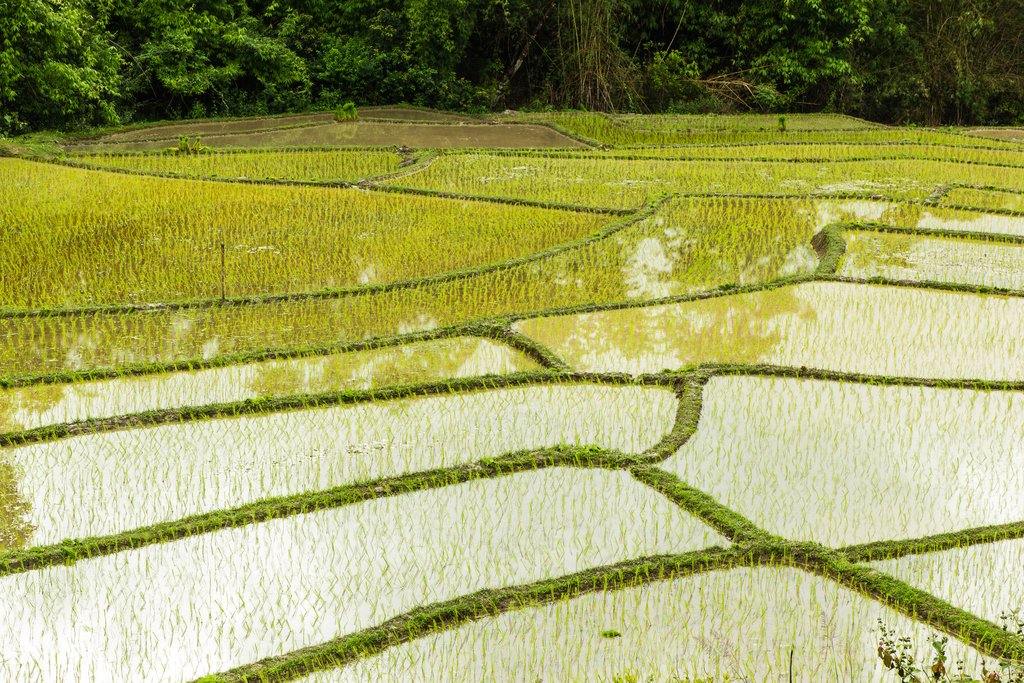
[
  {"left": 516, "top": 282, "right": 1024, "bottom": 379},
  {"left": 872, "top": 539, "right": 1024, "bottom": 624},
  {"left": 3, "top": 384, "right": 676, "bottom": 545},
  {"left": 314, "top": 568, "right": 985, "bottom": 683},
  {"left": 840, "top": 230, "right": 1024, "bottom": 289},
  {"left": 662, "top": 376, "right": 1024, "bottom": 546},
  {"left": 0, "top": 337, "right": 539, "bottom": 433},
  {"left": 0, "top": 468, "right": 722, "bottom": 681},
  {"left": 2, "top": 110, "right": 1023, "bottom": 680}
]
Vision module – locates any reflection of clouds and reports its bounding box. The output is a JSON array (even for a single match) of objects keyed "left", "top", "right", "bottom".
[
  {"left": 200, "top": 337, "right": 220, "bottom": 359},
  {"left": 518, "top": 285, "right": 812, "bottom": 375},
  {"left": 838, "top": 231, "right": 1024, "bottom": 288},
  {"left": 623, "top": 237, "right": 674, "bottom": 299},
  {"left": 813, "top": 199, "right": 895, "bottom": 228},
  {"left": 777, "top": 244, "right": 819, "bottom": 277},
  {"left": 397, "top": 313, "right": 439, "bottom": 334},
  {"left": 918, "top": 210, "right": 1024, "bottom": 237},
  {"left": 356, "top": 264, "right": 376, "bottom": 285}
]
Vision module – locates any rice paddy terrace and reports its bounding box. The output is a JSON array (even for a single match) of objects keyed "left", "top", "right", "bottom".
[{"left": 2, "top": 108, "right": 1024, "bottom": 681}]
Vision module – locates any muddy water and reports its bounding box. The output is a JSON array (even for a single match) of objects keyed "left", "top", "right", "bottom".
[
  {"left": 360, "top": 106, "right": 473, "bottom": 122},
  {"left": 77, "top": 107, "right": 471, "bottom": 146},
  {"left": 0, "top": 468, "right": 722, "bottom": 681},
  {"left": 968, "top": 128, "right": 1024, "bottom": 142},
  {"left": 80, "top": 112, "right": 336, "bottom": 143},
  {"left": 73, "top": 121, "right": 586, "bottom": 152}
]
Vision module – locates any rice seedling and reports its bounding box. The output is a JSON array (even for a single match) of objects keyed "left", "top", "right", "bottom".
[
  {"left": 333, "top": 102, "right": 358, "bottom": 123},
  {"left": 617, "top": 112, "right": 881, "bottom": 132},
  {"left": 0, "top": 468, "right": 721, "bottom": 680},
  {"left": 3, "top": 196, "right": 1017, "bottom": 379},
  {"left": 68, "top": 121, "right": 585, "bottom": 152},
  {"left": 967, "top": 129, "right": 1024, "bottom": 143},
  {"left": 909, "top": 207, "right": 1024, "bottom": 237},
  {"left": 0, "top": 195, "right": 831, "bottom": 377},
  {"left": 514, "top": 282, "right": 1024, "bottom": 379},
  {"left": 390, "top": 154, "right": 1024, "bottom": 209},
  {"left": 0, "top": 459, "right": 32, "bottom": 549},
  {"left": 309, "top": 566, "right": 984, "bottom": 683},
  {"left": 595, "top": 143, "right": 1024, "bottom": 166},
  {"left": 75, "top": 142, "right": 1024, "bottom": 183},
  {"left": 943, "top": 187, "right": 1024, "bottom": 213},
  {"left": 501, "top": 111, "right": 1023, "bottom": 148},
  {"left": 3, "top": 112, "right": 1024, "bottom": 681}
]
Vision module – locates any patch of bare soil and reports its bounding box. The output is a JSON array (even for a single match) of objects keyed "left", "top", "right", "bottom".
[
  {"left": 68, "top": 121, "right": 587, "bottom": 151},
  {"left": 359, "top": 107, "right": 474, "bottom": 122},
  {"left": 968, "top": 128, "right": 1024, "bottom": 142},
  {"left": 89, "top": 113, "right": 336, "bottom": 143}
]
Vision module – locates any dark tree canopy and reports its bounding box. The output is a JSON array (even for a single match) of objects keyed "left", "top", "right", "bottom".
[{"left": 2, "top": 0, "right": 1023, "bottom": 133}]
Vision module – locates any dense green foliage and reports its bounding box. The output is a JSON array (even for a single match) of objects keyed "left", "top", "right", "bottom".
[{"left": 2, "top": 0, "right": 1023, "bottom": 133}]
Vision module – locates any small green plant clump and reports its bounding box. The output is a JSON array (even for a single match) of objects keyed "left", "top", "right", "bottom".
[
  {"left": 334, "top": 102, "right": 359, "bottom": 122},
  {"left": 165, "top": 135, "right": 208, "bottom": 155},
  {"left": 877, "top": 613, "right": 1024, "bottom": 682}
]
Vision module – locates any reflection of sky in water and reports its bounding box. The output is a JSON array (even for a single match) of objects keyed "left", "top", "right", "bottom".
[
  {"left": 317, "top": 566, "right": 984, "bottom": 683},
  {"left": 4, "top": 384, "right": 677, "bottom": 544},
  {"left": 0, "top": 468, "right": 720, "bottom": 682},
  {"left": 0, "top": 337, "right": 537, "bottom": 433},
  {"left": 665, "top": 376, "right": 1024, "bottom": 546},
  {"left": 518, "top": 282, "right": 1024, "bottom": 379}
]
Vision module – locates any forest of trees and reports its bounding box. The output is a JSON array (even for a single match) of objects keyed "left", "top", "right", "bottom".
[{"left": 2, "top": 0, "right": 1024, "bottom": 134}]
